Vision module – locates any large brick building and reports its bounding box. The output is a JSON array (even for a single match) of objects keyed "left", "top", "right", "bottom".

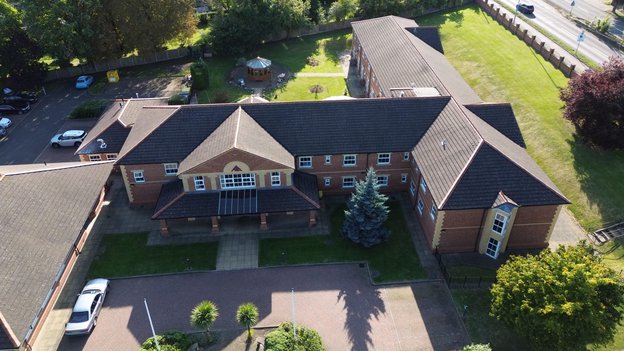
[{"left": 77, "top": 16, "right": 568, "bottom": 258}]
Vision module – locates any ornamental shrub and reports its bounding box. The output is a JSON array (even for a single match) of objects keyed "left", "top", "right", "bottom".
[
  {"left": 69, "top": 99, "right": 109, "bottom": 119},
  {"left": 190, "top": 61, "right": 210, "bottom": 90},
  {"left": 139, "top": 330, "right": 191, "bottom": 351},
  {"left": 264, "top": 322, "right": 325, "bottom": 351}
]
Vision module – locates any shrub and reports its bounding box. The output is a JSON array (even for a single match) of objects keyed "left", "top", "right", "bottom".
[
  {"left": 213, "top": 90, "right": 230, "bottom": 103},
  {"left": 168, "top": 94, "right": 188, "bottom": 105},
  {"left": 594, "top": 17, "right": 611, "bottom": 33},
  {"left": 462, "top": 344, "right": 492, "bottom": 351},
  {"left": 190, "top": 61, "right": 210, "bottom": 90},
  {"left": 140, "top": 331, "right": 192, "bottom": 351},
  {"left": 69, "top": 99, "right": 109, "bottom": 119},
  {"left": 264, "top": 322, "right": 325, "bottom": 351}
]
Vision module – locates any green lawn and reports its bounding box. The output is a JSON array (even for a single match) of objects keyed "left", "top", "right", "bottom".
[
  {"left": 257, "top": 29, "right": 351, "bottom": 73},
  {"left": 259, "top": 201, "right": 426, "bottom": 283},
  {"left": 264, "top": 76, "right": 347, "bottom": 101},
  {"left": 87, "top": 232, "right": 218, "bottom": 278},
  {"left": 419, "top": 6, "right": 624, "bottom": 231}
]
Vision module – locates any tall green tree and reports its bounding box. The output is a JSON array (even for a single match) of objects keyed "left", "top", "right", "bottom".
[
  {"left": 342, "top": 168, "right": 390, "bottom": 247},
  {"left": 271, "top": 0, "right": 310, "bottom": 38},
  {"left": 490, "top": 243, "right": 624, "bottom": 350},
  {"left": 358, "top": 0, "right": 405, "bottom": 18},
  {"left": 236, "top": 303, "right": 259, "bottom": 339},
  {"left": 190, "top": 300, "right": 219, "bottom": 335},
  {"left": 328, "top": 0, "right": 359, "bottom": 21}
]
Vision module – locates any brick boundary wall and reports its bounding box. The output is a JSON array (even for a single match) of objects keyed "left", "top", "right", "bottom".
[{"left": 475, "top": 0, "right": 583, "bottom": 78}]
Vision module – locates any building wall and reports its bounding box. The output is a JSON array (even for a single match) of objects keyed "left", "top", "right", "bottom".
[
  {"left": 122, "top": 163, "right": 179, "bottom": 204},
  {"left": 506, "top": 205, "right": 559, "bottom": 249},
  {"left": 353, "top": 37, "right": 383, "bottom": 98},
  {"left": 436, "top": 208, "right": 486, "bottom": 253},
  {"left": 79, "top": 153, "right": 118, "bottom": 162}
]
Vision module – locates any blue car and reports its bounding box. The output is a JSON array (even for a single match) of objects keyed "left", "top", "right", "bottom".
[{"left": 75, "top": 75, "right": 94, "bottom": 89}]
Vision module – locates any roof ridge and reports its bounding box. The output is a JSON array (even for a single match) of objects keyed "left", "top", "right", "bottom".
[
  {"left": 290, "top": 183, "right": 321, "bottom": 209},
  {"left": 116, "top": 99, "right": 133, "bottom": 127},
  {"left": 152, "top": 190, "right": 186, "bottom": 219},
  {"left": 234, "top": 106, "right": 242, "bottom": 149},
  {"left": 0, "top": 310, "right": 20, "bottom": 348},
  {"left": 439, "top": 139, "right": 484, "bottom": 208},
  {"left": 0, "top": 161, "right": 114, "bottom": 176}
]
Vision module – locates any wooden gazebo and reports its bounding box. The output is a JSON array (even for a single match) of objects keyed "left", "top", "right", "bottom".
[{"left": 246, "top": 57, "right": 272, "bottom": 81}]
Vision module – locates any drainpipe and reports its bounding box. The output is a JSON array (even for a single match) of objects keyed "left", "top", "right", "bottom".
[{"left": 474, "top": 208, "right": 488, "bottom": 253}]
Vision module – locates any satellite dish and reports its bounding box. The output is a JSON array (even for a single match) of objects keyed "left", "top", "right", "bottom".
[{"left": 97, "top": 138, "right": 107, "bottom": 149}]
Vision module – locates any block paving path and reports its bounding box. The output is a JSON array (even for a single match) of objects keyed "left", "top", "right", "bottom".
[{"left": 216, "top": 233, "right": 259, "bottom": 270}]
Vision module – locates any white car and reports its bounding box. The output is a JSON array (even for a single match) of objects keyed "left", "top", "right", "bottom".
[
  {"left": 50, "top": 130, "right": 87, "bottom": 148},
  {"left": 65, "top": 278, "right": 110, "bottom": 335},
  {"left": 0, "top": 117, "right": 10, "bottom": 128}
]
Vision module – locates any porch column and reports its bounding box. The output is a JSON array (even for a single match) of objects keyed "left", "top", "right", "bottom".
[
  {"left": 260, "top": 213, "right": 268, "bottom": 230},
  {"left": 211, "top": 216, "right": 219, "bottom": 234},
  {"left": 309, "top": 210, "right": 317, "bottom": 227},
  {"left": 160, "top": 220, "right": 170, "bottom": 237}
]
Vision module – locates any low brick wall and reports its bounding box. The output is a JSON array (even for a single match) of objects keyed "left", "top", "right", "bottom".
[{"left": 476, "top": 0, "right": 583, "bottom": 78}]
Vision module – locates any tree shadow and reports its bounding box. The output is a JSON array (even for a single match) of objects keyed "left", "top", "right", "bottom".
[
  {"left": 337, "top": 285, "right": 385, "bottom": 351},
  {"left": 417, "top": 4, "right": 475, "bottom": 28}
]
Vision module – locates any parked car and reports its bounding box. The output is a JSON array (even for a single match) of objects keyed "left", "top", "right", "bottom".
[
  {"left": 0, "top": 101, "right": 30, "bottom": 114},
  {"left": 516, "top": 3, "right": 535, "bottom": 14},
  {"left": 50, "top": 130, "right": 87, "bottom": 148},
  {"left": 3, "top": 91, "right": 38, "bottom": 104},
  {"left": 0, "top": 127, "right": 6, "bottom": 138},
  {"left": 65, "top": 278, "right": 110, "bottom": 335},
  {"left": 75, "top": 75, "right": 94, "bottom": 89},
  {"left": 0, "top": 117, "right": 11, "bottom": 128}
]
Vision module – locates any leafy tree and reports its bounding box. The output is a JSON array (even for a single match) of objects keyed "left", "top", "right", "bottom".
[
  {"left": 190, "top": 300, "right": 219, "bottom": 335},
  {"left": 236, "top": 303, "right": 259, "bottom": 338},
  {"left": 461, "top": 344, "right": 492, "bottom": 351},
  {"left": 342, "top": 167, "right": 390, "bottom": 247},
  {"left": 264, "top": 322, "right": 325, "bottom": 351},
  {"left": 309, "top": 0, "right": 321, "bottom": 23},
  {"left": 271, "top": 0, "right": 310, "bottom": 38},
  {"left": 328, "top": 0, "right": 359, "bottom": 21},
  {"left": 560, "top": 57, "right": 624, "bottom": 149},
  {"left": 490, "top": 243, "right": 624, "bottom": 350},
  {"left": 358, "top": 0, "right": 405, "bottom": 18}
]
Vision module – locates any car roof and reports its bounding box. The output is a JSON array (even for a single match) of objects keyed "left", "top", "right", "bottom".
[
  {"left": 73, "top": 292, "right": 98, "bottom": 312},
  {"left": 62, "top": 130, "right": 86, "bottom": 137},
  {"left": 77, "top": 76, "right": 91, "bottom": 79}
]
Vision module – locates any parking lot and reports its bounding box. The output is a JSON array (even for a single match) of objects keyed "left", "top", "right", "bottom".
[{"left": 57, "top": 265, "right": 468, "bottom": 351}]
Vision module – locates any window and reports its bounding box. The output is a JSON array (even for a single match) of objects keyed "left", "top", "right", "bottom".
[
  {"left": 220, "top": 173, "right": 256, "bottom": 189},
  {"left": 377, "top": 153, "right": 390, "bottom": 165},
  {"left": 342, "top": 176, "right": 356, "bottom": 188},
  {"left": 324, "top": 177, "right": 331, "bottom": 187},
  {"left": 106, "top": 154, "right": 117, "bottom": 160},
  {"left": 492, "top": 213, "right": 508, "bottom": 235},
  {"left": 299, "top": 156, "right": 312, "bottom": 168},
  {"left": 164, "top": 163, "right": 178, "bottom": 176},
  {"left": 486, "top": 238, "right": 500, "bottom": 259},
  {"left": 376, "top": 175, "right": 388, "bottom": 187},
  {"left": 89, "top": 155, "right": 101, "bottom": 161},
  {"left": 430, "top": 205, "right": 437, "bottom": 221},
  {"left": 133, "top": 171, "right": 145, "bottom": 183},
  {"left": 194, "top": 176, "right": 205, "bottom": 191},
  {"left": 324, "top": 155, "right": 332, "bottom": 165},
  {"left": 403, "top": 152, "right": 410, "bottom": 161},
  {"left": 420, "top": 178, "right": 427, "bottom": 193},
  {"left": 410, "top": 180, "right": 416, "bottom": 196},
  {"left": 271, "top": 172, "right": 280, "bottom": 186},
  {"left": 417, "top": 199, "right": 424, "bottom": 215},
  {"left": 343, "top": 154, "right": 356, "bottom": 166},
  {"left": 401, "top": 174, "right": 408, "bottom": 183}
]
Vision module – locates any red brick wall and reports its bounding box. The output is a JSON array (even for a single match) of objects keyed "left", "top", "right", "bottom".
[
  {"left": 507, "top": 205, "right": 558, "bottom": 249},
  {"left": 437, "top": 209, "right": 486, "bottom": 253},
  {"left": 190, "top": 149, "right": 290, "bottom": 173},
  {"left": 124, "top": 164, "right": 176, "bottom": 204}
]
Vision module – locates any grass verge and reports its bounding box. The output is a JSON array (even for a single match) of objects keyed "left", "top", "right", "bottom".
[
  {"left": 88, "top": 232, "right": 218, "bottom": 278},
  {"left": 265, "top": 76, "right": 347, "bottom": 101},
  {"left": 259, "top": 201, "right": 426, "bottom": 283}
]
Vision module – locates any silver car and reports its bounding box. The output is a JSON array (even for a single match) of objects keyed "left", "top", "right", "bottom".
[
  {"left": 50, "top": 130, "right": 87, "bottom": 148},
  {"left": 65, "top": 278, "right": 110, "bottom": 335}
]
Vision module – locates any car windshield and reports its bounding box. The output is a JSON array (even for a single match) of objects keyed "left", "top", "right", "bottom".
[
  {"left": 68, "top": 311, "right": 89, "bottom": 323},
  {"left": 78, "top": 78, "right": 85, "bottom": 82}
]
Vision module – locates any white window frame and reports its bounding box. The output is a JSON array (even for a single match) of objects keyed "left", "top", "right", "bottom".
[
  {"left": 403, "top": 152, "right": 410, "bottom": 161},
  {"left": 106, "top": 154, "right": 117, "bottom": 160},
  {"left": 194, "top": 176, "right": 205, "bottom": 191},
  {"left": 376, "top": 175, "right": 388, "bottom": 187},
  {"left": 271, "top": 171, "right": 281, "bottom": 186},
  {"left": 89, "top": 155, "right": 101, "bottom": 161},
  {"left": 299, "top": 156, "right": 312, "bottom": 168},
  {"left": 377, "top": 153, "right": 391, "bottom": 165},
  {"left": 343, "top": 154, "right": 357, "bottom": 167},
  {"left": 492, "top": 212, "right": 508, "bottom": 235},
  {"left": 133, "top": 170, "right": 145, "bottom": 183},
  {"left": 486, "top": 238, "right": 501, "bottom": 259},
  {"left": 420, "top": 178, "right": 427, "bottom": 193},
  {"left": 430, "top": 205, "right": 437, "bottom": 221},
  {"left": 324, "top": 155, "right": 332, "bottom": 165},
  {"left": 163, "top": 163, "right": 178, "bottom": 176},
  {"left": 220, "top": 173, "right": 256, "bottom": 189},
  {"left": 417, "top": 199, "right": 424, "bottom": 215},
  {"left": 410, "top": 180, "right": 416, "bottom": 196},
  {"left": 342, "top": 176, "right": 356, "bottom": 188},
  {"left": 401, "top": 174, "right": 408, "bottom": 183},
  {"left": 324, "top": 177, "right": 331, "bottom": 187}
]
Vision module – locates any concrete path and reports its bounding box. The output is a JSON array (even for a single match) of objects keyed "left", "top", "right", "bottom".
[
  {"left": 549, "top": 208, "right": 588, "bottom": 248},
  {"left": 216, "top": 234, "right": 259, "bottom": 270}
]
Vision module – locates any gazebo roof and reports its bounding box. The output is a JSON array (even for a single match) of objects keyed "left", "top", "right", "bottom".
[{"left": 247, "top": 57, "right": 272, "bottom": 69}]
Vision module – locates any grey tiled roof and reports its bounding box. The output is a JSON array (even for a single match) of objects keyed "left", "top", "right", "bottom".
[
  {"left": 465, "top": 103, "right": 526, "bottom": 148},
  {"left": 0, "top": 161, "right": 113, "bottom": 346},
  {"left": 117, "top": 106, "right": 180, "bottom": 161},
  {"left": 117, "top": 97, "right": 449, "bottom": 165},
  {"left": 351, "top": 16, "right": 481, "bottom": 104},
  {"left": 77, "top": 98, "right": 169, "bottom": 155},
  {"left": 153, "top": 173, "right": 319, "bottom": 219},
  {"left": 178, "top": 107, "right": 294, "bottom": 174}
]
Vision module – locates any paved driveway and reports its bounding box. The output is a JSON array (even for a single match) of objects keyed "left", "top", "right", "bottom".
[{"left": 58, "top": 265, "right": 468, "bottom": 351}]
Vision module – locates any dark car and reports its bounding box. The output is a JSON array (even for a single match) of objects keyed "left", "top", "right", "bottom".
[
  {"left": 3, "top": 91, "right": 38, "bottom": 104},
  {"left": 0, "top": 127, "right": 6, "bottom": 138},
  {"left": 516, "top": 3, "right": 535, "bottom": 14},
  {"left": 0, "top": 101, "right": 30, "bottom": 114}
]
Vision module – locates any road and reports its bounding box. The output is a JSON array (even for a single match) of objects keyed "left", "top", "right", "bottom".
[
  {"left": 548, "top": 0, "right": 624, "bottom": 37},
  {"left": 497, "top": 0, "right": 623, "bottom": 65}
]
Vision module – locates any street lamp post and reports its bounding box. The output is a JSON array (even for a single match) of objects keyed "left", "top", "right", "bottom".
[
  {"left": 512, "top": 0, "right": 520, "bottom": 24},
  {"left": 570, "top": 0, "right": 576, "bottom": 16}
]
